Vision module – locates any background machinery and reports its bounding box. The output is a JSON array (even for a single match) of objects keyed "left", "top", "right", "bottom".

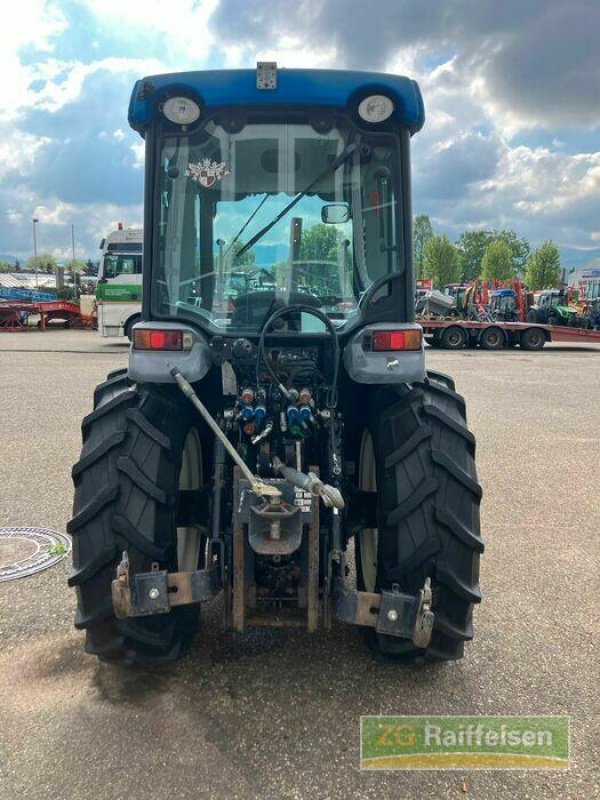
[
  {"left": 417, "top": 278, "right": 600, "bottom": 349},
  {"left": 96, "top": 224, "right": 143, "bottom": 339}
]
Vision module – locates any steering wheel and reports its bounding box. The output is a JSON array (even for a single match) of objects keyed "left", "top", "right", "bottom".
[{"left": 230, "top": 290, "right": 322, "bottom": 329}]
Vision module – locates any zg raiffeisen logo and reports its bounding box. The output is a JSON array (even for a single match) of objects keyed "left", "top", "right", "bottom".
[{"left": 360, "top": 716, "right": 570, "bottom": 770}]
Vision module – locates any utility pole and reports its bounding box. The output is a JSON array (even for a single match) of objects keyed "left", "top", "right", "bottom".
[
  {"left": 32, "top": 218, "right": 39, "bottom": 289},
  {"left": 71, "top": 223, "right": 75, "bottom": 263}
]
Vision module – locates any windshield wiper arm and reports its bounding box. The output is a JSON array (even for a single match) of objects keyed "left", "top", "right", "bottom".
[
  {"left": 235, "top": 143, "right": 357, "bottom": 260},
  {"left": 224, "top": 193, "right": 270, "bottom": 259}
]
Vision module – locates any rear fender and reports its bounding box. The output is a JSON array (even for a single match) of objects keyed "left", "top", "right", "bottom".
[
  {"left": 343, "top": 323, "right": 425, "bottom": 384},
  {"left": 128, "top": 322, "right": 212, "bottom": 383}
]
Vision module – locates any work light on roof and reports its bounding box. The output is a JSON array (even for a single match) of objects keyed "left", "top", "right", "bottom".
[
  {"left": 162, "top": 96, "right": 201, "bottom": 125},
  {"left": 358, "top": 95, "right": 394, "bottom": 123}
]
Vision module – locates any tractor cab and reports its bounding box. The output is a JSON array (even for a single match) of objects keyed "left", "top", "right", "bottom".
[
  {"left": 128, "top": 66, "right": 424, "bottom": 344},
  {"left": 490, "top": 288, "right": 518, "bottom": 321},
  {"left": 528, "top": 289, "right": 576, "bottom": 326},
  {"left": 444, "top": 283, "right": 469, "bottom": 311}
]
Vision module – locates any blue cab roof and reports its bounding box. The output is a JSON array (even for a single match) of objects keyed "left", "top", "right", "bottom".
[{"left": 128, "top": 68, "right": 425, "bottom": 136}]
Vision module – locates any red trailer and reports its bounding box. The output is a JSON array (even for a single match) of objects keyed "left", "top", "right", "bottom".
[
  {"left": 0, "top": 300, "right": 96, "bottom": 332},
  {"left": 420, "top": 318, "right": 600, "bottom": 350}
]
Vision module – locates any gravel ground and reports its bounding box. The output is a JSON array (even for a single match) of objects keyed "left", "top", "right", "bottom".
[{"left": 0, "top": 330, "right": 598, "bottom": 800}]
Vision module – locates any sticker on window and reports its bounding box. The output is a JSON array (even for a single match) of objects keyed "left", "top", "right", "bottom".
[{"left": 186, "top": 159, "right": 230, "bottom": 188}]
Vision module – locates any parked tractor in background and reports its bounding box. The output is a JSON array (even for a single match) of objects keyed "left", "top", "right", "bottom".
[
  {"left": 69, "top": 65, "right": 483, "bottom": 666},
  {"left": 526, "top": 289, "right": 577, "bottom": 327},
  {"left": 489, "top": 283, "right": 532, "bottom": 323},
  {"left": 414, "top": 270, "right": 600, "bottom": 349}
]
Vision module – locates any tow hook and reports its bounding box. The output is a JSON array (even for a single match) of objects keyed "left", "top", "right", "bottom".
[
  {"left": 412, "top": 578, "right": 434, "bottom": 648},
  {"left": 111, "top": 551, "right": 133, "bottom": 618}
]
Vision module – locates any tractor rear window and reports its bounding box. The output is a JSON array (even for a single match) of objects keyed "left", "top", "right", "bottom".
[{"left": 153, "top": 117, "right": 402, "bottom": 333}]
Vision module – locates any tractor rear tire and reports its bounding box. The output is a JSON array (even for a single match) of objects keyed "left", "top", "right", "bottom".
[
  {"left": 68, "top": 370, "right": 206, "bottom": 663},
  {"left": 362, "top": 373, "right": 483, "bottom": 662}
]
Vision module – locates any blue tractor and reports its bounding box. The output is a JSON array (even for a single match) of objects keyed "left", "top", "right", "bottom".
[{"left": 69, "top": 65, "right": 483, "bottom": 664}]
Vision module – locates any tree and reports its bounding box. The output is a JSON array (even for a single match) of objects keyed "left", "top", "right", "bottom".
[
  {"left": 0, "top": 260, "right": 12, "bottom": 273},
  {"left": 456, "top": 230, "right": 493, "bottom": 282},
  {"left": 496, "top": 230, "right": 530, "bottom": 277},
  {"left": 65, "top": 259, "right": 87, "bottom": 273},
  {"left": 456, "top": 229, "right": 530, "bottom": 282},
  {"left": 26, "top": 254, "right": 58, "bottom": 273},
  {"left": 481, "top": 239, "right": 515, "bottom": 281},
  {"left": 525, "top": 242, "right": 562, "bottom": 290},
  {"left": 413, "top": 215, "right": 434, "bottom": 279},
  {"left": 299, "top": 223, "right": 339, "bottom": 263},
  {"left": 422, "top": 234, "right": 461, "bottom": 289},
  {"left": 297, "top": 223, "right": 348, "bottom": 294}
]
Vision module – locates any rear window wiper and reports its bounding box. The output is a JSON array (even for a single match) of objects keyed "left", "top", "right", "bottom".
[{"left": 235, "top": 143, "right": 357, "bottom": 260}]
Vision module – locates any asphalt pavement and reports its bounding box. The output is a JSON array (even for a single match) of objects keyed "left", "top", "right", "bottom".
[{"left": 0, "top": 330, "right": 598, "bottom": 799}]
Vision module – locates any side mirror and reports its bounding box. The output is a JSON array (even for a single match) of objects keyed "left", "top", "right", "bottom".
[{"left": 321, "top": 203, "right": 350, "bottom": 224}]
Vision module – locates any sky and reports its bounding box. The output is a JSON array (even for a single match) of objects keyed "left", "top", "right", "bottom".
[{"left": 1, "top": 0, "right": 599, "bottom": 268}]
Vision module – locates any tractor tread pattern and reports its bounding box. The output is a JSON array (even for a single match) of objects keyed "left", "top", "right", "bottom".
[
  {"left": 71, "top": 432, "right": 127, "bottom": 478},
  {"left": 81, "top": 391, "right": 136, "bottom": 433},
  {"left": 385, "top": 536, "right": 441, "bottom": 580},
  {"left": 433, "top": 610, "right": 474, "bottom": 641},
  {"left": 385, "top": 478, "right": 438, "bottom": 527},
  {"left": 425, "top": 370, "right": 456, "bottom": 391},
  {"left": 435, "top": 506, "right": 484, "bottom": 553},
  {"left": 126, "top": 409, "right": 172, "bottom": 451},
  {"left": 423, "top": 405, "right": 476, "bottom": 450},
  {"left": 370, "top": 370, "right": 482, "bottom": 662},
  {"left": 106, "top": 367, "right": 129, "bottom": 381},
  {"left": 67, "top": 485, "right": 119, "bottom": 533},
  {"left": 436, "top": 563, "right": 482, "bottom": 603},
  {"left": 74, "top": 596, "right": 115, "bottom": 629},
  {"left": 112, "top": 514, "right": 169, "bottom": 561},
  {"left": 384, "top": 425, "right": 432, "bottom": 469},
  {"left": 116, "top": 456, "right": 168, "bottom": 504},
  {"left": 67, "top": 543, "right": 117, "bottom": 587},
  {"left": 423, "top": 380, "right": 467, "bottom": 414},
  {"left": 93, "top": 373, "right": 130, "bottom": 406},
  {"left": 69, "top": 377, "right": 198, "bottom": 663},
  {"left": 431, "top": 449, "right": 483, "bottom": 498}
]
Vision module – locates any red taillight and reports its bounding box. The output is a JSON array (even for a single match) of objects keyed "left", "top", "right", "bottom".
[
  {"left": 372, "top": 329, "right": 422, "bottom": 351},
  {"left": 134, "top": 329, "right": 183, "bottom": 351}
]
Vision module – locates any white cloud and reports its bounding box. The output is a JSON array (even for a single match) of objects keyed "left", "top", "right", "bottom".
[
  {"left": 501, "top": 149, "right": 600, "bottom": 215},
  {"left": 255, "top": 38, "right": 338, "bottom": 70},
  {"left": 0, "top": 131, "right": 50, "bottom": 179},
  {"left": 0, "top": 2, "right": 67, "bottom": 122},
  {"left": 1, "top": 0, "right": 599, "bottom": 266},
  {"left": 26, "top": 56, "right": 165, "bottom": 114},
  {"left": 78, "top": 0, "right": 219, "bottom": 65},
  {"left": 130, "top": 141, "right": 144, "bottom": 170}
]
